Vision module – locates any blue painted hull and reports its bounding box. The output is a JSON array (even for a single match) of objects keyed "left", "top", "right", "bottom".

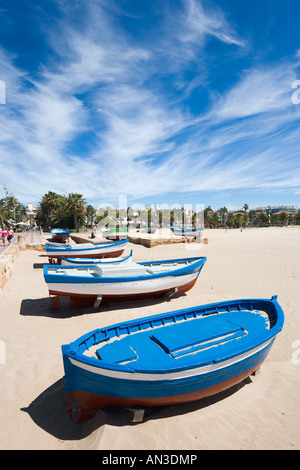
[{"left": 61, "top": 296, "right": 284, "bottom": 421}]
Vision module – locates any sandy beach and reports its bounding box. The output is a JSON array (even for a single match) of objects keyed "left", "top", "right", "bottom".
[{"left": 0, "top": 226, "right": 299, "bottom": 450}]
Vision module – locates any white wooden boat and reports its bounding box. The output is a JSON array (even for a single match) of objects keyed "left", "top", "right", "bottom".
[{"left": 44, "top": 256, "right": 207, "bottom": 310}]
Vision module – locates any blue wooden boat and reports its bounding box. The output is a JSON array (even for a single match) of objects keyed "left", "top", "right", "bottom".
[
  {"left": 62, "top": 295, "right": 284, "bottom": 422},
  {"left": 44, "top": 256, "right": 207, "bottom": 311},
  {"left": 50, "top": 228, "right": 70, "bottom": 242},
  {"left": 45, "top": 239, "right": 129, "bottom": 264},
  {"left": 144, "top": 227, "right": 156, "bottom": 234},
  {"left": 170, "top": 226, "right": 204, "bottom": 236}
]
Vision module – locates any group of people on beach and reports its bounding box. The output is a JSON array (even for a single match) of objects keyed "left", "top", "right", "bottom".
[{"left": 0, "top": 227, "right": 14, "bottom": 247}]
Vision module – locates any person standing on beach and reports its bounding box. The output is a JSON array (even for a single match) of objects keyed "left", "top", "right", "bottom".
[
  {"left": 1, "top": 226, "right": 7, "bottom": 246},
  {"left": 7, "top": 227, "right": 14, "bottom": 245}
]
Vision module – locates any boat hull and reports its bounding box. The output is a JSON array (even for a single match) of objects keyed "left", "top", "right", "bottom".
[
  {"left": 52, "top": 235, "right": 69, "bottom": 242},
  {"left": 63, "top": 340, "right": 273, "bottom": 422},
  {"left": 49, "top": 275, "right": 198, "bottom": 310},
  {"left": 50, "top": 229, "right": 70, "bottom": 243}
]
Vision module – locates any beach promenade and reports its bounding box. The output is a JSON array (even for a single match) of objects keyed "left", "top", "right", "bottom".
[{"left": 0, "top": 230, "right": 46, "bottom": 256}]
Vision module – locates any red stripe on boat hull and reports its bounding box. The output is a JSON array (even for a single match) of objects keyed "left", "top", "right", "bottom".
[
  {"left": 68, "top": 361, "right": 264, "bottom": 422},
  {"left": 49, "top": 277, "right": 198, "bottom": 310}
]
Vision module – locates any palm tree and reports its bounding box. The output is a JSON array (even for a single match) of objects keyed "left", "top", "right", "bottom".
[
  {"left": 66, "top": 193, "right": 86, "bottom": 230},
  {"left": 36, "top": 191, "right": 63, "bottom": 228},
  {"left": 243, "top": 203, "right": 249, "bottom": 213},
  {"left": 219, "top": 206, "right": 228, "bottom": 228},
  {"left": 51, "top": 199, "right": 69, "bottom": 227}
]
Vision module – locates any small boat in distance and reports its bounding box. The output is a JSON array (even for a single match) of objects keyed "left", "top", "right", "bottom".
[
  {"left": 45, "top": 239, "right": 129, "bottom": 264},
  {"left": 44, "top": 256, "right": 207, "bottom": 311},
  {"left": 50, "top": 228, "right": 70, "bottom": 242},
  {"left": 61, "top": 250, "right": 133, "bottom": 265},
  {"left": 170, "top": 226, "right": 204, "bottom": 237},
  {"left": 62, "top": 295, "right": 284, "bottom": 422}
]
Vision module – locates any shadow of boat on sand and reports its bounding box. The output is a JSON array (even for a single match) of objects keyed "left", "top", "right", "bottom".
[
  {"left": 21, "top": 378, "right": 106, "bottom": 442},
  {"left": 19, "top": 297, "right": 96, "bottom": 319},
  {"left": 21, "top": 376, "right": 253, "bottom": 441},
  {"left": 20, "top": 292, "right": 187, "bottom": 319}
]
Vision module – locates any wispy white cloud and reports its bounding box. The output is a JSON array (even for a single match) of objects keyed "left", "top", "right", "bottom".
[
  {"left": 212, "top": 64, "right": 297, "bottom": 121},
  {"left": 178, "top": 0, "right": 245, "bottom": 47}
]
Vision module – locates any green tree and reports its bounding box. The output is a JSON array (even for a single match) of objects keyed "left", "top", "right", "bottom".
[
  {"left": 257, "top": 212, "right": 268, "bottom": 226},
  {"left": 226, "top": 212, "right": 234, "bottom": 228},
  {"left": 233, "top": 213, "right": 242, "bottom": 228},
  {"left": 85, "top": 205, "right": 95, "bottom": 226},
  {"left": 35, "top": 191, "right": 64, "bottom": 229},
  {"left": 219, "top": 206, "right": 228, "bottom": 227},
  {"left": 66, "top": 193, "right": 86, "bottom": 230},
  {"left": 294, "top": 213, "right": 300, "bottom": 225},
  {"left": 204, "top": 206, "right": 212, "bottom": 226},
  {"left": 51, "top": 198, "right": 71, "bottom": 228},
  {"left": 248, "top": 210, "right": 257, "bottom": 226},
  {"left": 279, "top": 212, "right": 288, "bottom": 226},
  {"left": 208, "top": 212, "right": 220, "bottom": 228},
  {"left": 0, "top": 194, "right": 26, "bottom": 227}
]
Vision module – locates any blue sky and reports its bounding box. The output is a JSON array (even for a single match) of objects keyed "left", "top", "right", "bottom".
[{"left": 1, "top": 0, "right": 300, "bottom": 211}]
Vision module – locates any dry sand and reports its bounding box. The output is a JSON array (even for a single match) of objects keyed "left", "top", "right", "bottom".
[{"left": 0, "top": 226, "right": 299, "bottom": 450}]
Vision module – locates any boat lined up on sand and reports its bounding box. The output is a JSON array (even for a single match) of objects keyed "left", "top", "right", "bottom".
[
  {"left": 44, "top": 256, "right": 207, "bottom": 310},
  {"left": 170, "top": 225, "right": 204, "bottom": 237},
  {"left": 45, "top": 239, "right": 129, "bottom": 264},
  {"left": 61, "top": 250, "right": 133, "bottom": 266},
  {"left": 62, "top": 295, "right": 284, "bottom": 422},
  {"left": 50, "top": 228, "right": 70, "bottom": 242}
]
